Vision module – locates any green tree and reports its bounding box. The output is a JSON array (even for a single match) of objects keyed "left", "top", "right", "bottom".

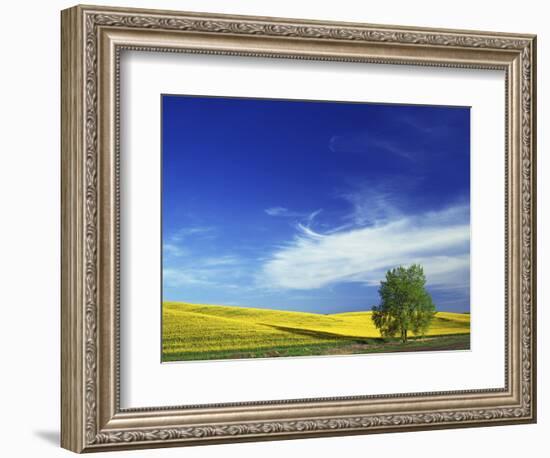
[{"left": 372, "top": 264, "right": 436, "bottom": 343}]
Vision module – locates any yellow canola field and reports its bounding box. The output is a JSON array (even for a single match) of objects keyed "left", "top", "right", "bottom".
[{"left": 162, "top": 302, "right": 470, "bottom": 360}]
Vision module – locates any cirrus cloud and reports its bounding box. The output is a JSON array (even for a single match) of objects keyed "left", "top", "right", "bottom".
[{"left": 257, "top": 204, "right": 469, "bottom": 291}]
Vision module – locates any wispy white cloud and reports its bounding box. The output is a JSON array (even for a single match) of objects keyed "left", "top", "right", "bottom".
[
  {"left": 201, "top": 255, "right": 242, "bottom": 267},
  {"left": 163, "top": 243, "right": 187, "bottom": 258},
  {"left": 264, "top": 207, "right": 322, "bottom": 221},
  {"left": 265, "top": 207, "right": 292, "bottom": 216},
  {"left": 306, "top": 209, "right": 322, "bottom": 223},
  {"left": 163, "top": 225, "right": 217, "bottom": 259},
  {"left": 329, "top": 111, "right": 457, "bottom": 160},
  {"left": 329, "top": 131, "right": 414, "bottom": 160},
  {"left": 339, "top": 184, "right": 403, "bottom": 227},
  {"left": 164, "top": 268, "right": 211, "bottom": 286},
  {"left": 171, "top": 226, "right": 216, "bottom": 242},
  {"left": 164, "top": 255, "right": 246, "bottom": 289},
  {"left": 257, "top": 203, "right": 469, "bottom": 292}
]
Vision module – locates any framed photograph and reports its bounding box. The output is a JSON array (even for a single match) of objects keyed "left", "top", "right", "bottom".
[{"left": 61, "top": 4, "right": 537, "bottom": 453}]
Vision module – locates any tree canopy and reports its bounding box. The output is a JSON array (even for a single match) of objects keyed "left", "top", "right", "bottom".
[{"left": 372, "top": 264, "right": 436, "bottom": 343}]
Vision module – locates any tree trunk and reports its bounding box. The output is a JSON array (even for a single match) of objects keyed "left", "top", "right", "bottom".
[{"left": 401, "top": 328, "right": 408, "bottom": 343}]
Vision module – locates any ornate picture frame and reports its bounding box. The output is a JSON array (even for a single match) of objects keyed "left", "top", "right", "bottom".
[{"left": 61, "top": 4, "right": 536, "bottom": 453}]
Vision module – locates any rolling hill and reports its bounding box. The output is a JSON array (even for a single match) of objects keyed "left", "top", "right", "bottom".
[{"left": 162, "top": 302, "right": 470, "bottom": 362}]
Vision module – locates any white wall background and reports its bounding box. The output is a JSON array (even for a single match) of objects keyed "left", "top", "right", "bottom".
[{"left": 0, "top": 0, "right": 545, "bottom": 456}]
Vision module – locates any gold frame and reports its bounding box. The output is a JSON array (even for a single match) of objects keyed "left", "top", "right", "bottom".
[{"left": 61, "top": 4, "right": 537, "bottom": 453}]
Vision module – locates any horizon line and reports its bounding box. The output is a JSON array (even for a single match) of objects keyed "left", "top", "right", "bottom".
[{"left": 162, "top": 300, "right": 471, "bottom": 315}]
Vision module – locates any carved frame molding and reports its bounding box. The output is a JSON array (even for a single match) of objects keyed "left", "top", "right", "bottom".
[{"left": 61, "top": 4, "right": 536, "bottom": 453}]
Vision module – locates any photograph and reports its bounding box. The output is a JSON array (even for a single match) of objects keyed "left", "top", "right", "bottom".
[{"left": 161, "top": 95, "right": 471, "bottom": 362}]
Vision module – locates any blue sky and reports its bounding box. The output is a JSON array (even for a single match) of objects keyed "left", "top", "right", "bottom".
[{"left": 162, "top": 95, "right": 470, "bottom": 313}]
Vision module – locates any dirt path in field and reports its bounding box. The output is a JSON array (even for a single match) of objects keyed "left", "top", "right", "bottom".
[{"left": 322, "top": 336, "right": 470, "bottom": 355}]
